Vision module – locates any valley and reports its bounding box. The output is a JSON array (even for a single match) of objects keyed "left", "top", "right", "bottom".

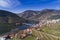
[{"left": 0, "top": 9, "right": 60, "bottom": 40}]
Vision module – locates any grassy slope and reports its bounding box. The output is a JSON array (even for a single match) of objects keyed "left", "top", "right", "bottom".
[
  {"left": 38, "top": 22, "right": 60, "bottom": 40},
  {"left": 11, "top": 22, "right": 60, "bottom": 40},
  {"left": 42, "top": 23, "right": 60, "bottom": 37},
  {"left": 22, "top": 22, "right": 60, "bottom": 40}
]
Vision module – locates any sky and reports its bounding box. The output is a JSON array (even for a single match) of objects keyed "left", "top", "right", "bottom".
[{"left": 0, "top": 0, "right": 60, "bottom": 13}]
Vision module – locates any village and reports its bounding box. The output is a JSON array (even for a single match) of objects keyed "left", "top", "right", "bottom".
[{"left": 0, "top": 19, "right": 60, "bottom": 40}]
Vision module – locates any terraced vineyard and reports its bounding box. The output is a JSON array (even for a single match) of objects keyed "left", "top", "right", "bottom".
[
  {"left": 31, "top": 28, "right": 59, "bottom": 40},
  {"left": 11, "top": 22, "right": 60, "bottom": 40},
  {"left": 35, "top": 22, "right": 60, "bottom": 40},
  {"left": 28, "top": 22, "right": 60, "bottom": 40}
]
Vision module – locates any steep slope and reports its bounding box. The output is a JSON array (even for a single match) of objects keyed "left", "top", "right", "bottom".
[
  {"left": 0, "top": 10, "right": 25, "bottom": 23},
  {"left": 0, "top": 10, "right": 26, "bottom": 34}
]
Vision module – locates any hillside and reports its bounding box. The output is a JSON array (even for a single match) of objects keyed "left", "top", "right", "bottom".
[
  {"left": 0, "top": 10, "right": 26, "bottom": 34},
  {"left": 49, "top": 15, "right": 60, "bottom": 19},
  {"left": 18, "top": 9, "right": 60, "bottom": 21},
  {"left": 0, "top": 10, "right": 25, "bottom": 23}
]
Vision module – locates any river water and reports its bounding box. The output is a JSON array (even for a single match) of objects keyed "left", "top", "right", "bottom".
[{"left": 0, "top": 22, "right": 38, "bottom": 40}]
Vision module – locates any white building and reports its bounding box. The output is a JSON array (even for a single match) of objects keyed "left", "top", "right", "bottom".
[{"left": 0, "top": 37, "right": 5, "bottom": 40}]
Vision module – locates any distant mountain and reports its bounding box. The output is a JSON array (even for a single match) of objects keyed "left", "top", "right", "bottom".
[
  {"left": 18, "top": 9, "right": 60, "bottom": 21},
  {"left": 0, "top": 10, "right": 26, "bottom": 34},
  {"left": 29, "top": 9, "right": 60, "bottom": 21},
  {"left": 18, "top": 10, "right": 40, "bottom": 19}
]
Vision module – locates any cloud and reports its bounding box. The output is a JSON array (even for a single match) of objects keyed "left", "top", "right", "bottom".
[
  {"left": 0, "top": 0, "right": 21, "bottom": 8},
  {"left": 0, "top": 0, "right": 10, "bottom": 7}
]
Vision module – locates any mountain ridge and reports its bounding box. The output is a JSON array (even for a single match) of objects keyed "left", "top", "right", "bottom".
[{"left": 18, "top": 9, "right": 60, "bottom": 21}]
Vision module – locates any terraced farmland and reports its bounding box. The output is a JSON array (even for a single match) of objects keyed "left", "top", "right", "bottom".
[
  {"left": 11, "top": 22, "right": 60, "bottom": 40},
  {"left": 31, "top": 28, "right": 59, "bottom": 40},
  {"left": 27, "top": 22, "right": 60, "bottom": 40}
]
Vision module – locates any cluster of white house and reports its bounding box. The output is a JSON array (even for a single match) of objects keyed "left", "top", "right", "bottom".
[
  {"left": 32, "top": 19, "right": 60, "bottom": 27},
  {"left": 0, "top": 36, "right": 6, "bottom": 40},
  {"left": 46, "top": 19, "right": 60, "bottom": 24}
]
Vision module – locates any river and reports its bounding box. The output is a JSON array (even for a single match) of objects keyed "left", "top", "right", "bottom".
[{"left": 0, "top": 22, "right": 38, "bottom": 40}]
